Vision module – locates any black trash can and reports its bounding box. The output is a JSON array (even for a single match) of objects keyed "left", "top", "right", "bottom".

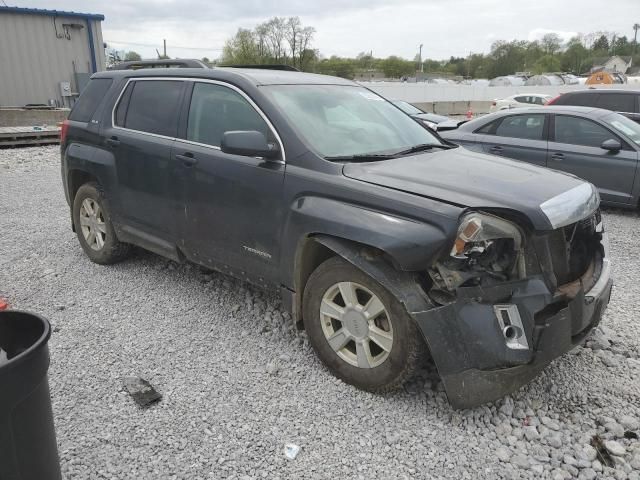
[{"left": 0, "top": 310, "right": 61, "bottom": 480}]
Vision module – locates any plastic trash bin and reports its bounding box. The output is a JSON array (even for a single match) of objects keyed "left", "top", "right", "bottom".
[{"left": 0, "top": 310, "right": 61, "bottom": 480}]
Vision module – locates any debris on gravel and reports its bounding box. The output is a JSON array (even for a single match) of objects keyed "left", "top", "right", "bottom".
[{"left": 1, "top": 145, "right": 640, "bottom": 479}]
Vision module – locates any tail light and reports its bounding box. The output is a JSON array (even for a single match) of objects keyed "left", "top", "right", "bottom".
[
  {"left": 60, "top": 120, "right": 70, "bottom": 144},
  {"left": 545, "top": 95, "right": 562, "bottom": 106}
]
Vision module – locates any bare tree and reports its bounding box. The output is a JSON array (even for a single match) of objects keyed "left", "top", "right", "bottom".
[
  {"left": 286, "top": 17, "right": 302, "bottom": 67},
  {"left": 297, "top": 26, "right": 316, "bottom": 69}
]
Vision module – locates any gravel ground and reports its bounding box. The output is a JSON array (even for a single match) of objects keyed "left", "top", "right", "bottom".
[{"left": 1, "top": 145, "right": 640, "bottom": 480}]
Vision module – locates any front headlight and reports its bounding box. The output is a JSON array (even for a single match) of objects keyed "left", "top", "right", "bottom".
[{"left": 451, "top": 212, "right": 523, "bottom": 259}]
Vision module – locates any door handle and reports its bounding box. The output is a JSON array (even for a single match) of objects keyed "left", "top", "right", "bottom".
[
  {"left": 106, "top": 136, "right": 120, "bottom": 148},
  {"left": 176, "top": 152, "right": 198, "bottom": 167},
  {"left": 550, "top": 153, "right": 564, "bottom": 161},
  {"left": 489, "top": 145, "right": 503, "bottom": 153}
]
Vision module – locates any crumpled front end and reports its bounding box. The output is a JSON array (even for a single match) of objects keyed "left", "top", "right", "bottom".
[{"left": 414, "top": 196, "right": 612, "bottom": 409}]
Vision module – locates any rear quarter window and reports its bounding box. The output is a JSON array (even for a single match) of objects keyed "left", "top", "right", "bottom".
[
  {"left": 68, "top": 78, "right": 113, "bottom": 122},
  {"left": 115, "top": 80, "right": 184, "bottom": 137},
  {"left": 595, "top": 93, "right": 635, "bottom": 113}
]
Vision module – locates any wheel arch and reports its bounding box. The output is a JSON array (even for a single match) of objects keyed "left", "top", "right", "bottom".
[
  {"left": 67, "top": 169, "right": 99, "bottom": 232},
  {"left": 290, "top": 234, "right": 433, "bottom": 327}
]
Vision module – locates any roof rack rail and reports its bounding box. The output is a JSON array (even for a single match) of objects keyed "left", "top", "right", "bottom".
[
  {"left": 219, "top": 64, "right": 300, "bottom": 72},
  {"left": 108, "top": 59, "right": 208, "bottom": 70}
]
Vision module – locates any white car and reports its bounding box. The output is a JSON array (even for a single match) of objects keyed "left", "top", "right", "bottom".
[{"left": 490, "top": 93, "right": 554, "bottom": 112}]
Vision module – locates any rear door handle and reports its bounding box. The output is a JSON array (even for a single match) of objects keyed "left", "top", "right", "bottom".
[
  {"left": 176, "top": 152, "right": 198, "bottom": 167},
  {"left": 106, "top": 136, "right": 120, "bottom": 148},
  {"left": 489, "top": 145, "right": 503, "bottom": 153},
  {"left": 550, "top": 153, "right": 564, "bottom": 161}
]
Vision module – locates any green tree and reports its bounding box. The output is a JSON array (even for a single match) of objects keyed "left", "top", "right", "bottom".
[
  {"left": 533, "top": 54, "right": 561, "bottom": 74},
  {"left": 315, "top": 56, "right": 356, "bottom": 79},
  {"left": 561, "top": 37, "right": 589, "bottom": 73},
  {"left": 221, "top": 28, "right": 260, "bottom": 64},
  {"left": 124, "top": 51, "right": 142, "bottom": 61},
  {"left": 592, "top": 34, "right": 610, "bottom": 52},
  {"left": 380, "top": 55, "right": 415, "bottom": 78}
]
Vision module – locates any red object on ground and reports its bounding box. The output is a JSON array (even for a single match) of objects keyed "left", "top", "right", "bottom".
[
  {"left": 0, "top": 299, "right": 8, "bottom": 311},
  {"left": 466, "top": 109, "right": 473, "bottom": 119}
]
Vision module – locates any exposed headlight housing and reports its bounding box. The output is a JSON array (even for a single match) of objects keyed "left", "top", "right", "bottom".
[
  {"left": 540, "top": 183, "right": 600, "bottom": 229},
  {"left": 451, "top": 212, "right": 523, "bottom": 259},
  {"left": 431, "top": 212, "right": 526, "bottom": 292}
]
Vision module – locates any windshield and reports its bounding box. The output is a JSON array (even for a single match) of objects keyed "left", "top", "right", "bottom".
[
  {"left": 263, "top": 85, "right": 442, "bottom": 158},
  {"left": 603, "top": 113, "right": 640, "bottom": 146},
  {"left": 393, "top": 100, "right": 423, "bottom": 115}
]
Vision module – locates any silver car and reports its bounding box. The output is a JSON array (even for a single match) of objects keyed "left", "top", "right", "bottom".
[{"left": 440, "top": 106, "right": 640, "bottom": 208}]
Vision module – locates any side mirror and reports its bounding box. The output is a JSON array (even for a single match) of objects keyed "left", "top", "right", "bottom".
[
  {"left": 601, "top": 139, "right": 621, "bottom": 152},
  {"left": 221, "top": 130, "right": 280, "bottom": 159}
]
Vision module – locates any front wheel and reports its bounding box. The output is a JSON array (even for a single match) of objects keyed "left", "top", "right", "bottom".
[{"left": 303, "top": 256, "right": 424, "bottom": 393}]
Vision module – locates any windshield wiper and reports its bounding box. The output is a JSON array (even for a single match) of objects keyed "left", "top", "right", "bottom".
[
  {"left": 392, "top": 143, "right": 453, "bottom": 155},
  {"left": 324, "top": 153, "right": 397, "bottom": 162}
]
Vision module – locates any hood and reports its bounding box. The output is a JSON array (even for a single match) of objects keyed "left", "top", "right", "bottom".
[{"left": 342, "top": 147, "right": 597, "bottom": 230}]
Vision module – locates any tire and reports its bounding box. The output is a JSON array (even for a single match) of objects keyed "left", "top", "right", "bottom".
[
  {"left": 303, "top": 256, "right": 424, "bottom": 393},
  {"left": 72, "top": 182, "right": 131, "bottom": 264}
]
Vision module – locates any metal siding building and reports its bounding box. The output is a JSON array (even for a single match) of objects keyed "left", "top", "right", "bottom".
[{"left": 0, "top": 7, "right": 105, "bottom": 107}]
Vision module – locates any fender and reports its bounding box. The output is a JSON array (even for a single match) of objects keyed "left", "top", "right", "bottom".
[
  {"left": 280, "top": 195, "right": 458, "bottom": 290},
  {"left": 313, "top": 235, "right": 434, "bottom": 315}
]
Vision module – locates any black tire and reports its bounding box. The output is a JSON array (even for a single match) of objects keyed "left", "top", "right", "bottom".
[
  {"left": 303, "top": 256, "right": 424, "bottom": 393},
  {"left": 72, "top": 182, "right": 131, "bottom": 264}
]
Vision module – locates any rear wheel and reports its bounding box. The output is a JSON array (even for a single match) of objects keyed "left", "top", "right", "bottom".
[
  {"left": 72, "top": 182, "right": 130, "bottom": 264},
  {"left": 303, "top": 256, "right": 424, "bottom": 392}
]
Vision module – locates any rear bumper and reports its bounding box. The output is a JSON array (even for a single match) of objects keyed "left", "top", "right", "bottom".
[{"left": 413, "top": 235, "right": 612, "bottom": 410}]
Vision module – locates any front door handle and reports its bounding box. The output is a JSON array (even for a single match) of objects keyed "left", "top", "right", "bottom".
[
  {"left": 176, "top": 152, "right": 198, "bottom": 167},
  {"left": 106, "top": 136, "right": 120, "bottom": 148},
  {"left": 550, "top": 152, "right": 564, "bottom": 161},
  {"left": 489, "top": 145, "right": 503, "bottom": 153}
]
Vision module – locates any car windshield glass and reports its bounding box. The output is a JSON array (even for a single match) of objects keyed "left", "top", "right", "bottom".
[
  {"left": 603, "top": 113, "right": 640, "bottom": 146},
  {"left": 393, "top": 100, "right": 423, "bottom": 115},
  {"left": 263, "top": 85, "right": 442, "bottom": 158}
]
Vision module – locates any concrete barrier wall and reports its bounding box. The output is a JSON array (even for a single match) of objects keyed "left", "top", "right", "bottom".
[
  {"left": 363, "top": 82, "right": 640, "bottom": 114},
  {"left": 0, "top": 108, "right": 69, "bottom": 127}
]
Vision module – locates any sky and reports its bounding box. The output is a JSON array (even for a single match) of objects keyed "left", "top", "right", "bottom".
[{"left": 6, "top": 0, "right": 639, "bottom": 60}]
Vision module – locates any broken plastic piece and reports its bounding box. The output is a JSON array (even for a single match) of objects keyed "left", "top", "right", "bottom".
[
  {"left": 284, "top": 444, "right": 301, "bottom": 460},
  {"left": 123, "top": 377, "right": 162, "bottom": 408},
  {"left": 0, "top": 299, "right": 8, "bottom": 311}
]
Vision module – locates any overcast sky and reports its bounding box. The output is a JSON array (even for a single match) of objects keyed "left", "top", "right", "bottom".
[{"left": 9, "top": 0, "right": 639, "bottom": 59}]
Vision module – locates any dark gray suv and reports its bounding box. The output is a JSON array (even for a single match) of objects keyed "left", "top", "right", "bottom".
[{"left": 60, "top": 68, "right": 612, "bottom": 408}]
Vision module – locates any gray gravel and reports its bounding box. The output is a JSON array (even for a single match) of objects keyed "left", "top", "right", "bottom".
[{"left": 1, "top": 145, "right": 640, "bottom": 479}]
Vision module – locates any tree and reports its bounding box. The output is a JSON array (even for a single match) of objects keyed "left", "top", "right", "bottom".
[
  {"left": 380, "top": 56, "right": 414, "bottom": 78},
  {"left": 592, "top": 34, "right": 610, "bottom": 52},
  {"left": 221, "top": 28, "right": 260, "bottom": 64},
  {"left": 124, "top": 51, "right": 142, "bottom": 61},
  {"left": 561, "top": 36, "right": 589, "bottom": 73},
  {"left": 533, "top": 54, "right": 561, "bottom": 74},
  {"left": 540, "top": 33, "right": 562, "bottom": 55}
]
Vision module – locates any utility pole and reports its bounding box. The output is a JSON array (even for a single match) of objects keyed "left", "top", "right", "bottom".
[
  {"left": 634, "top": 23, "right": 640, "bottom": 55},
  {"left": 419, "top": 44, "right": 424, "bottom": 73},
  {"left": 163, "top": 39, "right": 167, "bottom": 58}
]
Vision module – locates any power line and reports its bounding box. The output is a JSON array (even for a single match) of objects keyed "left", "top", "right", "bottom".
[{"left": 105, "top": 39, "right": 223, "bottom": 51}]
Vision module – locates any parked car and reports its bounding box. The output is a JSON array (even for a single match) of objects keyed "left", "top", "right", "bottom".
[
  {"left": 392, "top": 100, "right": 464, "bottom": 131},
  {"left": 490, "top": 93, "right": 554, "bottom": 112},
  {"left": 60, "top": 67, "right": 611, "bottom": 409},
  {"left": 547, "top": 89, "right": 640, "bottom": 124},
  {"left": 440, "top": 106, "right": 640, "bottom": 207}
]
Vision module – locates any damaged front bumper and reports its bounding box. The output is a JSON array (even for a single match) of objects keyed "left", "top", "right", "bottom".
[{"left": 413, "top": 234, "right": 613, "bottom": 410}]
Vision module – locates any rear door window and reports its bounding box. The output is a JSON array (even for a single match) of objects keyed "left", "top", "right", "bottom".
[
  {"left": 554, "top": 115, "right": 617, "bottom": 147},
  {"left": 186, "top": 82, "right": 271, "bottom": 148},
  {"left": 69, "top": 78, "right": 113, "bottom": 122},
  {"left": 117, "top": 80, "right": 184, "bottom": 137},
  {"left": 595, "top": 93, "right": 635, "bottom": 113},
  {"left": 494, "top": 114, "right": 545, "bottom": 140}
]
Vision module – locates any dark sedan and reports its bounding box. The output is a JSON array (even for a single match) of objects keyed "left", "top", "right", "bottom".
[{"left": 440, "top": 106, "right": 640, "bottom": 208}]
